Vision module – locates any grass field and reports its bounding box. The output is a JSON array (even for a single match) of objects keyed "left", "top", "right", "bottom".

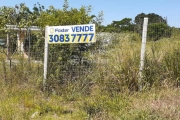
[{"left": 0, "top": 31, "right": 180, "bottom": 119}]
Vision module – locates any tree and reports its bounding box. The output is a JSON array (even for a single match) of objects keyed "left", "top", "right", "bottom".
[
  {"left": 135, "top": 13, "right": 167, "bottom": 32},
  {"left": 0, "top": 3, "right": 40, "bottom": 63},
  {"left": 135, "top": 13, "right": 167, "bottom": 26},
  {"left": 148, "top": 23, "right": 171, "bottom": 41},
  {"left": 134, "top": 13, "right": 171, "bottom": 40},
  {"left": 0, "top": 3, "right": 36, "bottom": 29},
  {"left": 0, "top": 3, "right": 34, "bottom": 68},
  {"left": 30, "top": 0, "right": 104, "bottom": 91},
  {"left": 0, "top": 0, "right": 104, "bottom": 91},
  {"left": 105, "top": 18, "right": 134, "bottom": 32}
]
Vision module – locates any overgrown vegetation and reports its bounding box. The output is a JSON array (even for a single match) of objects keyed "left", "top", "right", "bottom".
[
  {"left": 1, "top": 0, "right": 180, "bottom": 119},
  {"left": 1, "top": 31, "right": 180, "bottom": 119}
]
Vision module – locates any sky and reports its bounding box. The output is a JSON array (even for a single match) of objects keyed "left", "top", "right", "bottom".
[{"left": 1, "top": 0, "right": 180, "bottom": 27}]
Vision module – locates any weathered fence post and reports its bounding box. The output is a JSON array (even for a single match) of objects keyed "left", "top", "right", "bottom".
[
  {"left": 139, "top": 17, "right": 148, "bottom": 91},
  {"left": 43, "top": 26, "right": 49, "bottom": 91}
]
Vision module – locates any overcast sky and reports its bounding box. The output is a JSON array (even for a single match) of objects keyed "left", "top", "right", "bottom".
[{"left": 1, "top": 0, "right": 180, "bottom": 27}]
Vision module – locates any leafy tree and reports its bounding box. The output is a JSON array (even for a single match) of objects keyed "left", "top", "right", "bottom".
[
  {"left": 0, "top": 3, "right": 48, "bottom": 70},
  {"left": 134, "top": 13, "right": 171, "bottom": 40},
  {"left": 135, "top": 13, "right": 167, "bottom": 33},
  {"left": 104, "top": 18, "right": 134, "bottom": 32},
  {"left": 29, "top": 0, "right": 104, "bottom": 91},
  {"left": 0, "top": 0, "right": 103, "bottom": 91},
  {"left": 0, "top": 3, "right": 34, "bottom": 68},
  {"left": 0, "top": 3, "right": 37, "bottom": 29},
  {"left": 118, "top": 18, "right": 135, "bottom": 32},
  {"left": 148, "top": 23, "right": 171, "bottom": 41},
  {"left": 135, "top": 13, "right": 167, "bottom": 27}
]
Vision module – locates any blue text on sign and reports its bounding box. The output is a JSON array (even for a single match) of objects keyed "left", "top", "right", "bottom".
[
  {"left": 71, "top": 25, "right": 94, "bottom": 32},
  {"left": 49, "top": 33, "right": 94, "bottom": 43}
]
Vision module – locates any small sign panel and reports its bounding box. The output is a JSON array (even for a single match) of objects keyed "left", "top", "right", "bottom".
[{"left": 47, "top": 24, "right": 96, "bottom": 44}]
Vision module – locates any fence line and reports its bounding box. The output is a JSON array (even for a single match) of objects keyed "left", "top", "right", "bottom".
[{"left": 0, "top": 16, "right": 180, "bottom": 92}]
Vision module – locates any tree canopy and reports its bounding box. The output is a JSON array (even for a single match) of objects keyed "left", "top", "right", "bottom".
[
  {"left": 0, "top": 1, "right": 104, "bottom": 86},
  {"left": 102, "top": 12, "right": 172, "bottom": 41},
  {"left": 103, "top": 18, "right": 135, "bottom": 32},
  {"left": 134, "top": 13, "right": 171, "bottom": 41}
]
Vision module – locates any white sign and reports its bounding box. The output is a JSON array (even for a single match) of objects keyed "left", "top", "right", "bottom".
[{"left": 47, "top": 24, "right": 96, "bottom": 44}]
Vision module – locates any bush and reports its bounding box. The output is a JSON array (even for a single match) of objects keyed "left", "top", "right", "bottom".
[{"left": 148, "top": 23, "right": 171, "bottom": 41}]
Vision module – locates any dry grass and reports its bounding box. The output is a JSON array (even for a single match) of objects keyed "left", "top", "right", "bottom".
[
  {"left": 131, "top": 88, "right": 180, "bottom": 120},
  {"left": 0, "top": 32, "right": 180, "bottom": 119}
]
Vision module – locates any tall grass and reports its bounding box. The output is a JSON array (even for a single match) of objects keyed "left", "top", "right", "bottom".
[{"left": 0, "top": 30, "right": 180, "bottom": 119}]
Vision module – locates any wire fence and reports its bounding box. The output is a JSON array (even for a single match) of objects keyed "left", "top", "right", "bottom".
[{"left": 0, "top": 16, "right": 180, "bottom": 93}]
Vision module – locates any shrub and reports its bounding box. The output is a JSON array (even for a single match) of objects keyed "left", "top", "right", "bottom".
[{"left": 148, "top": 23, "right": 171, "bottom": 41}]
